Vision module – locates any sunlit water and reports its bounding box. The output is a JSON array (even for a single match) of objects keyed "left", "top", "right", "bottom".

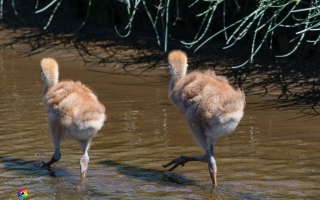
[{"left": 0, "top": 47, "right": 319, "bottom": 199}]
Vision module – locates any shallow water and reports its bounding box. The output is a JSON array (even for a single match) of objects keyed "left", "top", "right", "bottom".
[{"left": 0, "top": 47, "right": 320, "bottom": 199}]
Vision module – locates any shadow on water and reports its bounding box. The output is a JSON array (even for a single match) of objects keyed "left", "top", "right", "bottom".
[
  {"left": 0, "top": 156, "right": 97, "bottom": 199},
  {"left": 0, "top": 156, "right": 70, "bottom": 178},
  {"left": 98, "top": 159, "right": 201, "bottom": 187},
  {"left": 1, "top": 1, "right": 320, "bottom": 114}
]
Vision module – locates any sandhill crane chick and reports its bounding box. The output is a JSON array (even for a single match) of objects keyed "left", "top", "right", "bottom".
[
  {"left": 162, "top": 50, "right": 245, "bottom": 187},
  {"left": 40, "top": 58, "right": 106, "bottom": 179}
]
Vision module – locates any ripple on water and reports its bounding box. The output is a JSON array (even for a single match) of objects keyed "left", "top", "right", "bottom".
[{"left": 0, "top": 48, "right": 320, "bottom": 199}]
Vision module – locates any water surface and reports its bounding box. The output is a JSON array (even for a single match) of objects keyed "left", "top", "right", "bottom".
[{"left": 0, "top": 47, "right": 319, "bottom": 199}]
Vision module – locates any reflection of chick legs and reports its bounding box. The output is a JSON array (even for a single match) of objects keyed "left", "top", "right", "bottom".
[
  {"left": 40, "top": 58, "right": 106, "bottom": 179},
  {"left": 163, "top": 50, "right": 245, "bottom": 186}
]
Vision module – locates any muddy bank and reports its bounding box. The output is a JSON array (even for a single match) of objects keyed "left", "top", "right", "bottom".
[{"left": 1, "top": 1, "right": 320, "bottom": 113}]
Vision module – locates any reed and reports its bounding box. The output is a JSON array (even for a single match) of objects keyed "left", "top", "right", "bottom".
[
  {"left": 11, "top": 0, "right": 320, "bottom": 67},
  {"left": 111, "top": 0, "right": 320, "bottom": 67}
]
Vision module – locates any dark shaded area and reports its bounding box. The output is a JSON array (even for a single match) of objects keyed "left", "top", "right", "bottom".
[
  {"left": 0, "top": 156, "right": 69, "bottom": 177},
  {"left": 98, "top": 159, "right": 201, "bottom": 186},
  {"left": 1, "top": 0, "right": 320, "bottom": 114}
]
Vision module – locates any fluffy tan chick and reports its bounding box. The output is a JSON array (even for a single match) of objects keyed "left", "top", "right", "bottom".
[
  {"left": 163, "top": 50, "right": 245, "bottom": 187},
  {"left": 40, "top": 58, "right": 106, "bottom": 179}
]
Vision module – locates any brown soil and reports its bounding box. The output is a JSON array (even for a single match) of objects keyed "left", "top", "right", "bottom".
[{"left": 1, "top": 1, "right": 320, "bottom": 115}]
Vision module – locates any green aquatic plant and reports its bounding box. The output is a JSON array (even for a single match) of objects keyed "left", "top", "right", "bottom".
[
  {"left": 0, "top": 0, "right": 3, "bottom": 19},
  {"left": 8, "top": 0, "right": 320, "bottom": 67},
  {"left": 33, "top": 0, "right": 91, "bottom": 32},
  {"left": 114, "top": 0, "right": 320, "bottom": 67},
  {"left": 189, "top": 0, "right": 320, "bottom": 67}
]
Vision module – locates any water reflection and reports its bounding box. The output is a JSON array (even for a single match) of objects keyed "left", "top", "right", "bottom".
[
  {"left": 122, "top": 110, "right": 140, "bottom": 135},
  {"left": 0, "top": 47, "right": 3, "bottom": 73}
]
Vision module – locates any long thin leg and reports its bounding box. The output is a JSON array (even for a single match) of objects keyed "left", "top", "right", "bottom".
[
  {"left": 163, "top": 120, "right": 209, "bottom": 171},
  {"left": 41, "top": 120, "right": 62, "bottom": 169},
  {"left": 41, "top": 147, "right": 61, "bottom": 168},
  {"left": 163, "top": 142, "right": 218, "bottom": 187},
  {"left": 162, "top": 155, "right": 208, "bottom": 171},
  {"left": 206, "top": 143, "right": 217, "bottom": 187},
  {"left": 79, "top": 138, "right": 92, "bottom": 179}
]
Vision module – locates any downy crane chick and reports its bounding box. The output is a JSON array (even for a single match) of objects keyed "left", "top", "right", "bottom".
[
  {"left": 162, "top": 50, "right": 245, "bottom": 187},
  {"left": 40, "top": 58, "right": 106, "bottom": 179}
]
